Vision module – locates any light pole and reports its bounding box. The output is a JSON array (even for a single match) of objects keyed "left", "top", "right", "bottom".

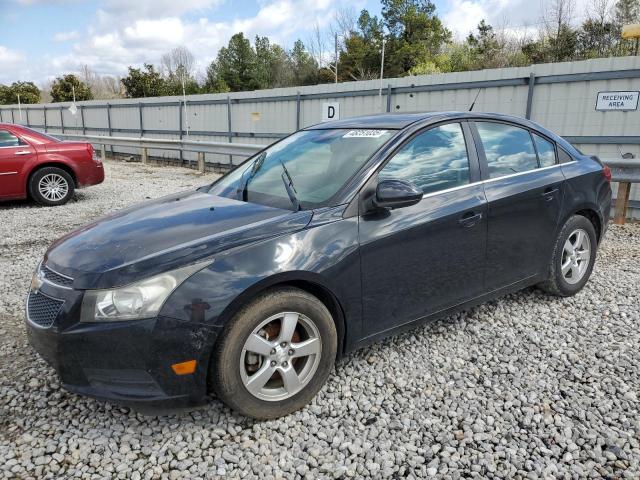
[{"left": 378, "top": 37, "right": 386, "bottom": 112}]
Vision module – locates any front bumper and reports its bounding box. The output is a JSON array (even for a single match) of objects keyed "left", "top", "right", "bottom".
[{"left": 25, "top": 278, "right": 220, "bottom": 412}]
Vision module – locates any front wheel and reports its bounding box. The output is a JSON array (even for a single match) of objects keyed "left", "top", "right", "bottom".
[
  {"left": 210, "top": 287, "right": 337, "bottom": 419},
  {"left": 538, "top": 215, "right": 598, "bottom": 297},
  {"left": 29, "top": 167, "right": 74, "bottom": 206}
]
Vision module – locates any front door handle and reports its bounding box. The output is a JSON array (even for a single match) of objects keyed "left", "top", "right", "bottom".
[
  {"left": 15, "top": 150, "right": 31, "bottom": 156},
  {"left": 458, "top": 212, "right": 482, "bottom": 228}
]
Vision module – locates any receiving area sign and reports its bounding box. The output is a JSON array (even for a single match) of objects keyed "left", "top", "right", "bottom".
[{"left": 595, "top": 91, "right": 639, "bottom": 111}]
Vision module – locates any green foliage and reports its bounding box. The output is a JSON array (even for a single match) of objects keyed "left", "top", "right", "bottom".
[
  {"left": 50, "top": 74, "right": 93, "bottom": 102},
  {"left": 0, "top": 81, "right": 41, "bottom": 105},
  {"left": 121, "top": 64, "right": 167, "bottom": 98}
]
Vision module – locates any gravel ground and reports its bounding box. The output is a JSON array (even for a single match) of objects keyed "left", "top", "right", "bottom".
[{"left": 1, "top": 158, "right": 639, "bottom": 479}]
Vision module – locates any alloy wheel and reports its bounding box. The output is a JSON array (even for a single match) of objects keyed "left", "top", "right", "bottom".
[
  {"left": 561, "top": 228, "right": 591, "bottom": 285},
  {"left": 38, "top": 173, "right": 69, "bottom": 202},
  {"left": 240, "top": 311, "right": 322, "bottom": 402}
]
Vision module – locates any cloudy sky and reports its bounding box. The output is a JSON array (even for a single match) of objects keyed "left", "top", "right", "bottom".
[{"left": 0, "top": 0, "right": 591, "bottom": 86}]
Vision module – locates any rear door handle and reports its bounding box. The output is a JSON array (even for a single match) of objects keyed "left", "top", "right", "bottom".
[
  {"left": 542, "top": 187, "right": 558, "bottom": 201},
  {"left": 15, "top": 150, "right": 31, "bottom": 156},
  {"left": 458, "top": 212, "right": 482, "bottom": 228}
]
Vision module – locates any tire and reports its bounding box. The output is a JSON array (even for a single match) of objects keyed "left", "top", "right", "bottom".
[
  {"left": 211, "top": 287, "right": 337, "bottom": 419},
  {"left": 29, "top": 167, "right": 75, "bottom": 206},
  {"left": 538, "top": 215, "right": 598, "bottom": 297}
]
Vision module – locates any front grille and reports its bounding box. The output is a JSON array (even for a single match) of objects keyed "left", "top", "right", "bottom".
[
  {"left": 42, "top": 265, "right": 73, "bottom": 288},
  {"left": 27, "top": 291, "right": 64, "bottom": 328}
]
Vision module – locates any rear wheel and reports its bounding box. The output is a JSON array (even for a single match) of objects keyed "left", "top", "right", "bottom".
[
  {"left": 210, "top": 287, "right": 337, "bottom": 419},
  {"left": 538, "top": 215, "right": 597, "bottom": 297},
  {"left": 29, "top": 167, "right": 74, "bottom": 206}
]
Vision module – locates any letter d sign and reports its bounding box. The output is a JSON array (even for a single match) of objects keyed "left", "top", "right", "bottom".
[{"left": 322, "top": 102, "right": 340, "bottom": 122}]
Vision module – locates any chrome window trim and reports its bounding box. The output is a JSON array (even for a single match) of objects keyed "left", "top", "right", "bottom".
[
  {"left": 420, "top": 161, "right": 577, "bottom": 199},
  {"left": 0, "top": 145, "right": 26, "bottom": 150}
]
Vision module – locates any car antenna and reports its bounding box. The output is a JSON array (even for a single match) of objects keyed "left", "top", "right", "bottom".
[{"left": 468, "top": 89, "right": 481, "bottom": 111}]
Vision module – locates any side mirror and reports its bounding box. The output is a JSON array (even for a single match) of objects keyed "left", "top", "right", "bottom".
[{"left": 372, "top": 179, "right": 423, "bottom": 209}]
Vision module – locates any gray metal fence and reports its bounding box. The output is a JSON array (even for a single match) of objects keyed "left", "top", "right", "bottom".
[{"left": 1, "top": 56, "right": 639, "bottom": 214}]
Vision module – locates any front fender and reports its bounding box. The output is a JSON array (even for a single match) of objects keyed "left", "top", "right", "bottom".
[{"left": 160, "top": 213, "right": 361, "bottom": 346}]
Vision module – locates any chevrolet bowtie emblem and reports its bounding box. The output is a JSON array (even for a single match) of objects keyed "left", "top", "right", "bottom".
[{"left": 31, "top": 271, "right": 44, "bottom": 294}]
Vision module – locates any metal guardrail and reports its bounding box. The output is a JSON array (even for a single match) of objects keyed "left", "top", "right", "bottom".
[
  {"left": 602, "top": 158, "right": 640, "bottom": 224},
  {"left": 57, "top": 133, "right": 263, "bottom": 157},
  {"left": 603, "top": 158, "right": 640, "bottom": 183},
  {"left": 56, "top": 133, "right": 263, "bottom": 169},
  {"left": 602, "top": 158, "right": 640, "bottom": 225}
]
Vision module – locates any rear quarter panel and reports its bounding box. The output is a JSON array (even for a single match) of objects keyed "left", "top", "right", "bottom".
[{"left": 559, "top": 156, "right": 612, "bottom": 239}]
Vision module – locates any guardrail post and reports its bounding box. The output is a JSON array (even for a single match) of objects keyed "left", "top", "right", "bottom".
[
  {"left": 525, "top": 73, "right": 536, "bottom": 119},
  {"left": 141, "top": 147, "right": 148, "bottom": 165},
  {"left": 197, "top": 152, "right": 205, "bottom": 173},
  {"left": 59, "top": 107, "right": 64, "bottom": 134},
  {"left": 43, "top": 105, "right": 47, "bottom": 132},
  {"left": 614, "top": 182, "right": 631, "bottom": 225},
  {"left": 100, "top": 144, "right": 106, "bottom": 161},
  {"left": 386, "top": 84, "right": 392, "bottom": 112},
  {"left": 25, "top": 107, "right": 30, "bottom": 126},
  {"left": 10, "top": 109, "right": 15, "bottom": 123}
]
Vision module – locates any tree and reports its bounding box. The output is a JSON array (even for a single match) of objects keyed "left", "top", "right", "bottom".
[
  {"left": 121, "top": 64, "right": 167, "bottom": 98},
  {"left": 288, "top": 40, "right": 319, "bottom": 85},
  {"left": 0, "top": 81, "right": 41, "bottom": 104},
  {"left": 466, "top": 20, "right": 503, "bottom": 68},
  {"left": 381, "top": 0, "right": 452, "bottom": 75},
  {"left": 160, "top": 46, "right": 200, "bottom": 95},
  {"left": 253, "top": 36, "right": 290, "bottom": 88},
  {"left": 206, "top": 33, "right": 260, "bottom": 92},
  {"left": 50, "top": 75, "right": 93, "bottom": 102}
]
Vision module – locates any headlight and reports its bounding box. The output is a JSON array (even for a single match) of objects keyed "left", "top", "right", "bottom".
[{"left": 80, "top": 261, "right": 211, "bottom": 322}]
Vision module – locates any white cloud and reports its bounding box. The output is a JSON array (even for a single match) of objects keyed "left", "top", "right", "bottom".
[
  {"left": 0, "top": 46, "right": 27, "bottom": 84},
  {"left": 53, "top": 30, "right": 80, "bottom": 42},
  {"left": 101, "top": 0, "right": 225, "bottom": 20},
  {"left": 442, "top": 0, "right": 592, "bottom": 38}
]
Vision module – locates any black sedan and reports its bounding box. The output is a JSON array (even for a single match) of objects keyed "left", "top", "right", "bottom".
[{"left": 26, "top": 112, "right": 612, "bottom": 419}]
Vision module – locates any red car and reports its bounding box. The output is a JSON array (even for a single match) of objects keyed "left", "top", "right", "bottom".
[{"left": 0, "top": 124, "right": 104, "bottom": 206}]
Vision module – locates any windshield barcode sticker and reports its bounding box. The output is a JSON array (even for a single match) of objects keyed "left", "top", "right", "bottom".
[{"left": 343, "top": 130, "right": 388, "bottom": 138}]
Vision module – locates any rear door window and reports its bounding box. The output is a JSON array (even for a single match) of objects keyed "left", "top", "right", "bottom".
[
  {"left": 0, "top": 130, "right": 25, "bottom": 148},
  {"left": 533, "top": 133, "right": 557, "bottom": 167},
  {"left": 476, "top": 122, "right": 538, "bottom": 178}
]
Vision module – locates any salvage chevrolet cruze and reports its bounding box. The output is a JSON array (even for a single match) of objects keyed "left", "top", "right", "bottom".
[{"left": 26, "top": 112, "right": 612, "bottom": 419}]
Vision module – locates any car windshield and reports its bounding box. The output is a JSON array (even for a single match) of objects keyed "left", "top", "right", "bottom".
[{"left": 207, "top": 128, "right": 395, "bottom": 210}]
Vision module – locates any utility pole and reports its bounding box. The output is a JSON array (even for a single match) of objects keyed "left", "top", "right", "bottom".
[
  {"left": 378, "top": 38, "right": 386, "bottom": 112},
  {"left": 334, "top": 33, "right": 338, "bottom": 83}
]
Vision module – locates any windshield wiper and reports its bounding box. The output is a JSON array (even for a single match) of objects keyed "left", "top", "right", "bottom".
[
  {"left": 280, "top": 161, "right": 300, "bottom": 211},
  {"left": 237, "top": 151, "right": 266, "bottom": 201}
]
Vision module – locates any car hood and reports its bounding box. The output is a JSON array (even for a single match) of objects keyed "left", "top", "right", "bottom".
[{"left": 45, "top": 191, "right": 312, "bottom": 289}]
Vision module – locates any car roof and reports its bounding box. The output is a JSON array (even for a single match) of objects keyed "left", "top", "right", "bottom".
[{"left": 305, "top": 111, "right": 544, "bottom": 131}]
